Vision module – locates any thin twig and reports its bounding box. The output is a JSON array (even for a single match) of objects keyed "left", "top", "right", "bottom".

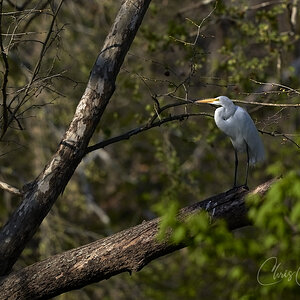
[
  {"left": 171, "top": 3, "right": 217, "bottom": 46},
  {"left": 1, "top": 31, "right": 48, "bottom": 36},
  {"left": 8, "top": 71, "right": 66, "bottom": 96},
  {"left": 5, "top": 4, "right": 32, "bottom": 53},
  {"left": 232, "top": 99, "right": 300, "bottom": 107},
  {"left": 147, "top": 99, "right": 191, "bottom": 125},
  {"left": 0, "top": 9, "right": 48, "bottom": 16},
  {"left": 259, "top": 129, "right": 300, "bottom": 149}
]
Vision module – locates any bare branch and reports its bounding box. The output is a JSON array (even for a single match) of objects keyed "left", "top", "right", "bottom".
[
  {"left": 171, "top": 4, "right": 217, "bottom": 47},
  {"left": 1, "top": 31, "right": 48, "bottom": 36},
  {"left": 171, "top": 94, "right": 300, "bottom": 108},
  {"left": 247, "top": 0, "right": 291, "bottom": 11},
  {"left": 232, "top": 99, "right": 300, "bottom": 107},
  {"left": 85, "top": 112, "right": 212, "bottom": 154},
  {"left": 249, "top": 78, "right": 300, "bottom": 95},
  {"left": 288, "top": 0, "right": 298, "bottom": 32},
  {"left": 0, "top": 9, "right": 48, "bottom": 17},
  {"left": 0, "top": 180, "right": 22, "bottom": 196}
]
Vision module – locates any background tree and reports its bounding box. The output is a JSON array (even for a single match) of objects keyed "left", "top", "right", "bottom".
[{"left": 1, "top": 0, "right": 300, "bottom": 299}]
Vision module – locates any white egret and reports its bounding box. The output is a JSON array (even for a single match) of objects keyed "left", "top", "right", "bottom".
[{"left": 195, "top": 96, "right": 265, "bottom": 187}]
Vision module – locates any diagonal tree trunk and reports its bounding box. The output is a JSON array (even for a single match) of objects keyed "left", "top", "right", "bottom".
[
  {"left": 0, "top": 0, "right": 152, "bottom": 276},
  {"left": 0, "top": 180, "right": 275, "bottom": 299}
]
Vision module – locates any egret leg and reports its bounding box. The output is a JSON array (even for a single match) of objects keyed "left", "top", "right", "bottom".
[
  {"left": 245, "top": 143, "right": 249, "bottom": 187},
  {"left": 234, "top": 149, "right": 238, "bottom": 187}
]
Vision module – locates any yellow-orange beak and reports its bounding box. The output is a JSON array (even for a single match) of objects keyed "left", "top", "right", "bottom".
[{"left": 195, "top": 98, "right": 218, "bottom": 104}]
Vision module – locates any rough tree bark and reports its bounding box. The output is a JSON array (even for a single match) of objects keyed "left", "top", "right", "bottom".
[
  {"left": 0, "top": 180, "right": 275, "bottom": 300},
  {"left": 0, "top": 0, "right": 152, "bottom": 276}
]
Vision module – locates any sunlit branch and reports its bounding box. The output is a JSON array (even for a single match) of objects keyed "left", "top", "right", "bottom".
[
  {"left": 247, "top": 1, "right": 289, "bottom": 11},
  {"left": 0, "top": 180, "right": 22, "bottom": 196},
  {"left": 0, "top": 9, "right": 48, "bottom": 16},
  {"left": 250, "top": 78, "right": 300, "bottom": 95},
  {"left": 170, "top": 94, "right": 300, "bottom": 108},
  {"left": 288, "top": 0, "right": 298, "bottom": 33}
]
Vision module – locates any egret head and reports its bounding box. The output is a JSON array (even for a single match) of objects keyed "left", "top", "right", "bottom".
[{"left": 195, "top": 96, "right": 233, "bottom": 106}]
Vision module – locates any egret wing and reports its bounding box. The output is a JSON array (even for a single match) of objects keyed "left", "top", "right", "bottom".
[{"left": 235, "top": 107, "right": 265, "bottom": 165}]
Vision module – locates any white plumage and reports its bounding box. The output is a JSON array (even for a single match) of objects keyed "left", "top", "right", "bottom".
[{"left": 196, "top": 96, "right": 265, "bottom": 186}]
